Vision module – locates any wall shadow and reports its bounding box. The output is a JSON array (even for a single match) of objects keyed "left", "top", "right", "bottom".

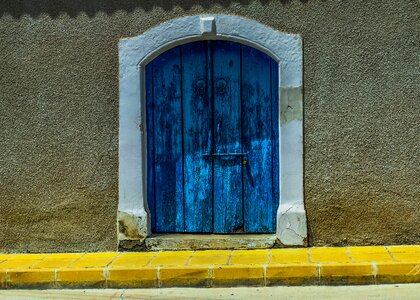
[{"left": 0, "top": 0, "right": 307, "bottom": 19}]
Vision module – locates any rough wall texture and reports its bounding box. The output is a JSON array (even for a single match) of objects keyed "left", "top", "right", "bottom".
[{"left": 0, "top": 0, "right": 418, "bottom": 252}]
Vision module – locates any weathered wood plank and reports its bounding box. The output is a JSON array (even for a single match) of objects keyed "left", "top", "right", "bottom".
[
  {"left": 271, "top": 59, "right": 280, "bottom": 232},
  {"left": 212, "top": 40, "right": 243, "bottom": 233},
  {"left": 146, "top": 63, "right": 156, "bottom": 232},
  {"left": 152, "top": 47, "right": 184, "bottom": 232},
  {"left": 242, "top": 46, "right": 275, "bottom": 233},
  {"left": 181, "top": 41, "right": 213, "bottom": 232}
]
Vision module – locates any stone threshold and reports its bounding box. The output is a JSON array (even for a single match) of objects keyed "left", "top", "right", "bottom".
[{"left": 144, "top": 234, "right": 278, "bottom": 251}]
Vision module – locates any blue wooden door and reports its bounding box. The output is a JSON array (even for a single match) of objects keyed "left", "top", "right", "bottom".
[{"left": 146, "top": 41, "right": 279, "bottom": 233}]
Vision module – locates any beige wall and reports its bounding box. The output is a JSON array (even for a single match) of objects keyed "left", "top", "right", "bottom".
[{"left": 0, "top": 0, "right": 418, "bottom": 252}]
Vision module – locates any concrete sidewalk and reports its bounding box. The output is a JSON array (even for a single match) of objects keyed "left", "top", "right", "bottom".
[
  {"left": 0, "top": 245, "right": 419, "bottom": 289},
  {"left": 2, "top": 285, "right": 420, "bottom": 299}
]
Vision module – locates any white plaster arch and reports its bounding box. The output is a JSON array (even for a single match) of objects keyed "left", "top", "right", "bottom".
[{"left": 118, "top": 14, "right": 307, "bottom": 246}]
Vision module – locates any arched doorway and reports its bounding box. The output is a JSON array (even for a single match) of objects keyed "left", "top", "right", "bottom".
[
  {"left": 118, "top": 15, "right": 306, "bottom": 247},
  {"left": 146, "top": 40, "right": 279, "bottom": 233}
]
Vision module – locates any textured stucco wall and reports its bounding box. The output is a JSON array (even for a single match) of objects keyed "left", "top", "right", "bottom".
[{"left": 0, "top": 0, "right": 418, "bottom": 252}]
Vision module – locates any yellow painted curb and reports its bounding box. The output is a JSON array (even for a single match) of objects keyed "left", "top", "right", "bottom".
[
  {"left": 266, "top": 264, "right": 318, "bottom": 285},
  {"left": 56, "top": 268, "right": 106, "bottom": 288},
  {"left": 376, "top": 262, "right": 420, "bottom": 284},
  {"left": 7, "top": 269, "right": 55, "bottom": 288},
  {"left": 160, "top": 266, "right": 210, "bottom": 287},
  {"left": 0, "top": 270, "right": 6, "bottom": 289},
  {"left": 0, "top": 246, "right": 418, "bottom": 288},
  {"left": 107, "top": 267, "right": 158, "bottom": 288},
  {"left": 212, "top": 265, "right": 264, "bottom": 287},
  {"left": 319, "top": 263, "right": 375, "bottom": 285}
]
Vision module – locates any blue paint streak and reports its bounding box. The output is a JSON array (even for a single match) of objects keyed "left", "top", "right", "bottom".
[
  {"left": 242, "top": 46, "right": 276, "bottom": 233},
  {"left": 212, "top": 40, "right": 243, "bottom": 233},
  {"left": 181, "top": 42, "right": 213, "bottom": 232},
  {"left": 152, "top": 47, "right": 184, "bottom": 232}
]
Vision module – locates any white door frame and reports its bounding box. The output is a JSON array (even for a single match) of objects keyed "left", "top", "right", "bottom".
[{"left": 118, "top": 14, "right": 307, "bottom": 246}]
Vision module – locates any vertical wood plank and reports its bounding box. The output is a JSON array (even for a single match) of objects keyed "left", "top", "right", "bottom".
[
  {"left": 146, "top": 63, "right": 156, "bottom": 232},
  {"left": 212, "top": 40, "right": 243, "bottom": 233},
  {"left": 152, "top": 47, "right": 184, "bottom": 232},
  {"left": 181, "top": 42, "right": 213, "bottom": 232},
  {"left": 242, "top": 45, "right": 275, "bottom": 232},
  {"left": 271, "top": 59, "right": 280, "bottom": 231}
]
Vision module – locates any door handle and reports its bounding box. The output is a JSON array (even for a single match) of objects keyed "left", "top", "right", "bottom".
[{"left": 202, "top": 152, "right": 248, "bottom": 157}]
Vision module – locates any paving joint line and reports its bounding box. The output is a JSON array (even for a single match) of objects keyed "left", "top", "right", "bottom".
[
  {"left": 371, "top": 262, "right": 378, "bottom": 284},
  {"left": 345, "top": 247, "right": 353, "bottom": 262},
  {"left": 208, "top": 265, "right": 213, "bottom": 287},
  {"left": 66, "top": 253, "right": 87, "bottom": 268},
  {"left": 106, "top": 253, "right": 122, "bottom": 267},
  {"left": 157, "top": 265, "right": 161, "bottom": 288},
  {"left": 316, "top": 262, "right": 321, "bottom": 283},
  {"left": 263, "top": 264, "right": 267, "bottom": 286},
  {"left": 185, "top": 251, "right": 194, "bottom": 266},
  {"left": 226, "top": 250, "right": 233, "bottom": 265},
  {"left": 307, "top": 248, "right": 312, "bottom": 263},
  {"left": 385, "top": 246, "right": 397, "bottom": 262},
  {"left": 145, "top": 252, "right": 159, "bottom": 267}
]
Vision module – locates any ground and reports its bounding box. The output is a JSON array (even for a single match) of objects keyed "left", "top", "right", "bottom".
[{"left": 0, "top": 284, "right": 419, "bottom": 299}]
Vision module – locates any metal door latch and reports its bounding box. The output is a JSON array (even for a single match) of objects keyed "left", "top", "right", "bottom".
[{"left": 202, "top": 152, "right": 248, "bottom": 158}]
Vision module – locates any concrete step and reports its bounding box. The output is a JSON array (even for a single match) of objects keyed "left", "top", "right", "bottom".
[{"left": 145, "top": 234, "right": 277, "bottom": 251}]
